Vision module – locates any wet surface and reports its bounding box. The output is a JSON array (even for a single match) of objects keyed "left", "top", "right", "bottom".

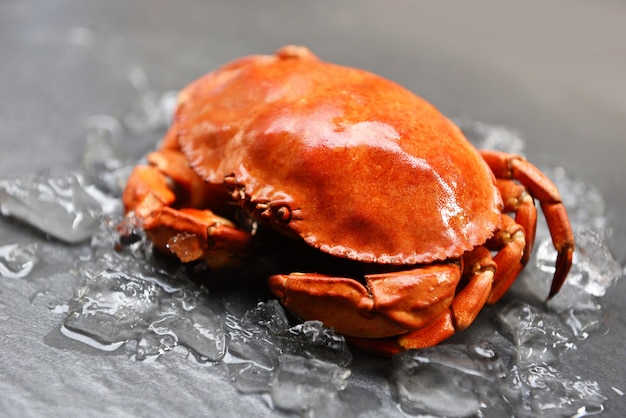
[{"left": 2, "top": 1, "right": 626, "bottom": 417}]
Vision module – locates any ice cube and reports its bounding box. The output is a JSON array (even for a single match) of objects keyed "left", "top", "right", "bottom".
[
  {"left": 0, "top": 243, "right": 38, "bottom": 279},
  {"left": 532, "top": 229, "right": 623, "bottom": 338},
  {"left": 561, "top": 230, "right": 622, "bottom": 299},
  {"left": 280, "top": 321, "right": 353, "bottom": 367},
  {"left": 173, "top": 306, "right": 226, "bottom": 362},
  {"left": 269, "top": 354, "right": 351, "bottom": 414},
  {"left": 559, "top": 308, "right": 606, "bottom": 341},
  {"left": 224, "top": 300, "right": 353, "bottom": 401},
  {"left": 81, "top": 215, "right": 173, "bottom": 287},
  {"left": 0, "top": 172, "right": 106, "bottom": 243},
  {"left": 224, "top": 328, "right": 282, "bottom": 395},
  {"left": 393, "top": 343, "right": 507, "bottom": 417},
  {"left": 223, "top": 311, "right": 282, "bottom": 370},
  {"left": 229, "top": 362, "right": 274, "bottom": 394},
  {"left": 493, "top": 301, "right": 567, "bottom": 367},
  {"left": 224, "top": 301, "right": 289, "bottom": 368},
  {"left": 491, "top": 301, "right": 608, "bottom": 415},
  {"left": 515, "top": 364, "right": 606, "bottom": 417},
  {"left": 238, "top": 301, "right": 352, "bottom": 367},
  {"left": 128, "top": 64, "right": 151, "bottom": 93},
  {"left": 63, "top": 269, "right": 163, "bottom": 346},
  {"left": 241, "top": 299, "right": 290, "bottom": 336}
]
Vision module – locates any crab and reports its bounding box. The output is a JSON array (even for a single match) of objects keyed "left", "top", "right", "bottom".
[{"left": 122, "top": 45, "right": 574, "bottom": 355}]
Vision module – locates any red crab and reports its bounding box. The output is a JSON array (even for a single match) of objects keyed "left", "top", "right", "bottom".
[{"left": 122, "top": 45, "right": 574, "bottom": 355}]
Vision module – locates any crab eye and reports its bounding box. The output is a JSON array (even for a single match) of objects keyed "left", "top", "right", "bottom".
[{"left": 275, "top": 206, "right": 292, "bottom": 222}]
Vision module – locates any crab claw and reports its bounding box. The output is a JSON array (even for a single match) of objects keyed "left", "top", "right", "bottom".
[
  {"left": 142, "top": 207, "right": 251, "bottom": 267},
  {"left": 269, "top": 248, "right": 500, "bottom": 355},
  {"left": 122, "top": 149, "right": 252, "bottom": 268},
  {"left": 123, "top": 165, "right": 176, "bottom": 219},
  {"left": 269, "top": 264, "right": 462, "bottom": 340}
]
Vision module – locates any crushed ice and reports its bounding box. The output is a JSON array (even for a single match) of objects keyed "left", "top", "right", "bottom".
[
  {"left": 54, "top": 215, "right": 353, "bottom": 414},
  {"left": 1, "top": 88, "right": 623, "bottom": 417}
]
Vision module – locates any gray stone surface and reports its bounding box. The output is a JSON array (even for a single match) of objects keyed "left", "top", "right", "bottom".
[{"left": 2, "top": 1, "right": 625, "bottom": 416}]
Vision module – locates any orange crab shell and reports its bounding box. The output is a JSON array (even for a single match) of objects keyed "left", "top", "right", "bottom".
[{"left": 165, "top": 45, "right": 503, "bottom": 265}]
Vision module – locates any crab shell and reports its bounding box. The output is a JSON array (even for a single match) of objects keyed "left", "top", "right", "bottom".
[{"left": 169, "top": 45, "right": 502, "bottom": 265}]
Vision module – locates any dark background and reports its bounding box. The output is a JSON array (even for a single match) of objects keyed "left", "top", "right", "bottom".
[{"left": 2, "top": 1, "right": 625, "bottom": 416}]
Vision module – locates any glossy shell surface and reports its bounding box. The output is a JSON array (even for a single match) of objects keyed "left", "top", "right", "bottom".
[{"left": 171, "top": 46, "right": 502, "bottom": 265}]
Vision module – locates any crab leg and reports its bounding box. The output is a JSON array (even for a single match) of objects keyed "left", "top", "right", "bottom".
[
  {"left": 495, "top": 179, "right": 537, "bottom": 265},
  {"left": 485, "top": 214, "right": 527, "bottom": 303},
  {"left": 452, "top": 247, "right": 497, "bottom": 329},
  {"left": 123, "top": 165, "right": 176, "bottom": 219},
  {"left": 480, "top": 150, "right": 574, "bottom": 298}
]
